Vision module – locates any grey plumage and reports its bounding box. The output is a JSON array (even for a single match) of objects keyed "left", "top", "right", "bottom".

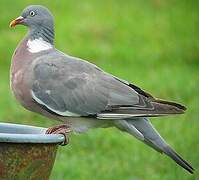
[
  {"left": 115, "top": 118, "right": 194, "bottom": 173},
  {"left": 10, "top": 5, "right": 194, "bottom": 174},
  {"left": 31, "top": 51, "right": 186, "bottom": 118},
  {"left": 22, "top": 5, "right": 54, "bottom": 44}
]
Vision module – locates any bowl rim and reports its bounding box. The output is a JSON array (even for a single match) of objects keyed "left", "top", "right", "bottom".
[{"left": 0, "top": 122, "right": 65, "bottom": 144}]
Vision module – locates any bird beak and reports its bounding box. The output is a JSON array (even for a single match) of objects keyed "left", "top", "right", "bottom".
[{"left": 10, "top": 16, "right": 24, "bottom": 28}]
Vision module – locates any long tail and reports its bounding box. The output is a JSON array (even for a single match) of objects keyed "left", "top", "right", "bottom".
[{"left": 115, "top": 118, "right": 194, "bottom": 174}]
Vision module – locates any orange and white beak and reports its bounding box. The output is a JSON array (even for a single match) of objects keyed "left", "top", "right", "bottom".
[{"left": 10, "top": 16, "right": 24, "bottom": 28}]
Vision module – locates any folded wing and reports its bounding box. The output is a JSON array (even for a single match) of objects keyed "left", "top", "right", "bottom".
[{"left": 31, "top": 52, "right": 186, "bottom": 119}]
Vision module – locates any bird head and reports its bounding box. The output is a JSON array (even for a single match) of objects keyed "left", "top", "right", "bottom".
[{"left": 10, "top": 5, "right": 54, "bottom": 30}]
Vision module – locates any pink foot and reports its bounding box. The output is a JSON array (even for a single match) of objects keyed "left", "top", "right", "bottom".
[{"left": 46, "top": 124, "right": 71, "bottom": 146}]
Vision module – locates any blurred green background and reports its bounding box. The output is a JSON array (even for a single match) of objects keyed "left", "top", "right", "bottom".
[{"left": 0, "top": 0, "right": 198, "bottom": 179}]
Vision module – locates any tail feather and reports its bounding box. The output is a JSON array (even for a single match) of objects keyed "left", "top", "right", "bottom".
[
  {"left": 115, "top": 118, "right": 194, "bottom": 174},
  {"left": 163, "top": 146, "right": 194, "bottom": 174},
  {"left": 143, "top": 138, "right": 163, "bottom": 153}
]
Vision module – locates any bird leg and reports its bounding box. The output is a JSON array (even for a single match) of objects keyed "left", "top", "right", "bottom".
[{"left": 46, "top": 124, "right": 71, "bottom": 146}]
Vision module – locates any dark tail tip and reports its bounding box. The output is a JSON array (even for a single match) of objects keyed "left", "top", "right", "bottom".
[{"left": 164, "top": 146, "right": 194, "bottom": 174}]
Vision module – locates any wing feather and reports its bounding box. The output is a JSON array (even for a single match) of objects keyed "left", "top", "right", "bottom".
[{"left": 31, "top": 51, "right": 186, "bottom": 119}]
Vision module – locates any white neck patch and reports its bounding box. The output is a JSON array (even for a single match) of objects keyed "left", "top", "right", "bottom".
[{"left": 27, "top": 37, "right": 53, "bottom": 53}]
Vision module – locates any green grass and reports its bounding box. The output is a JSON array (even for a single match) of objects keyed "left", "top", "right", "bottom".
[{"left": 0, "top": 0, "right": 199, "bottom": 179}]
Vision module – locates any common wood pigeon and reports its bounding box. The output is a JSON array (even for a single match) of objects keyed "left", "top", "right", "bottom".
[{"left": 10, "top": 5, "right": 194, "bottom": 173}]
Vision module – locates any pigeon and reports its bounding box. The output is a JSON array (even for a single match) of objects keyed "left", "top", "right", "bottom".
[{"left": 10, "top": 5, "right": 194, "bottom": 173}]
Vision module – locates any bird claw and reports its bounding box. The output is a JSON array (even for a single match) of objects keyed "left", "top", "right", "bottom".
[{"left": 46, "top": 124, "right": 71, "bottom": 146}]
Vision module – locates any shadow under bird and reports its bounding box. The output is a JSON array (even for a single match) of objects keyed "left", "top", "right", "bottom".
[{"left": 10, "top": 5, "right": 194, "bottom": 174}]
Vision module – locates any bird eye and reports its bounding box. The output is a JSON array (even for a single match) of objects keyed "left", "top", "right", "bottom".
[{"left": 29, "top": 11, "right": 36, "bottom": 17}]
